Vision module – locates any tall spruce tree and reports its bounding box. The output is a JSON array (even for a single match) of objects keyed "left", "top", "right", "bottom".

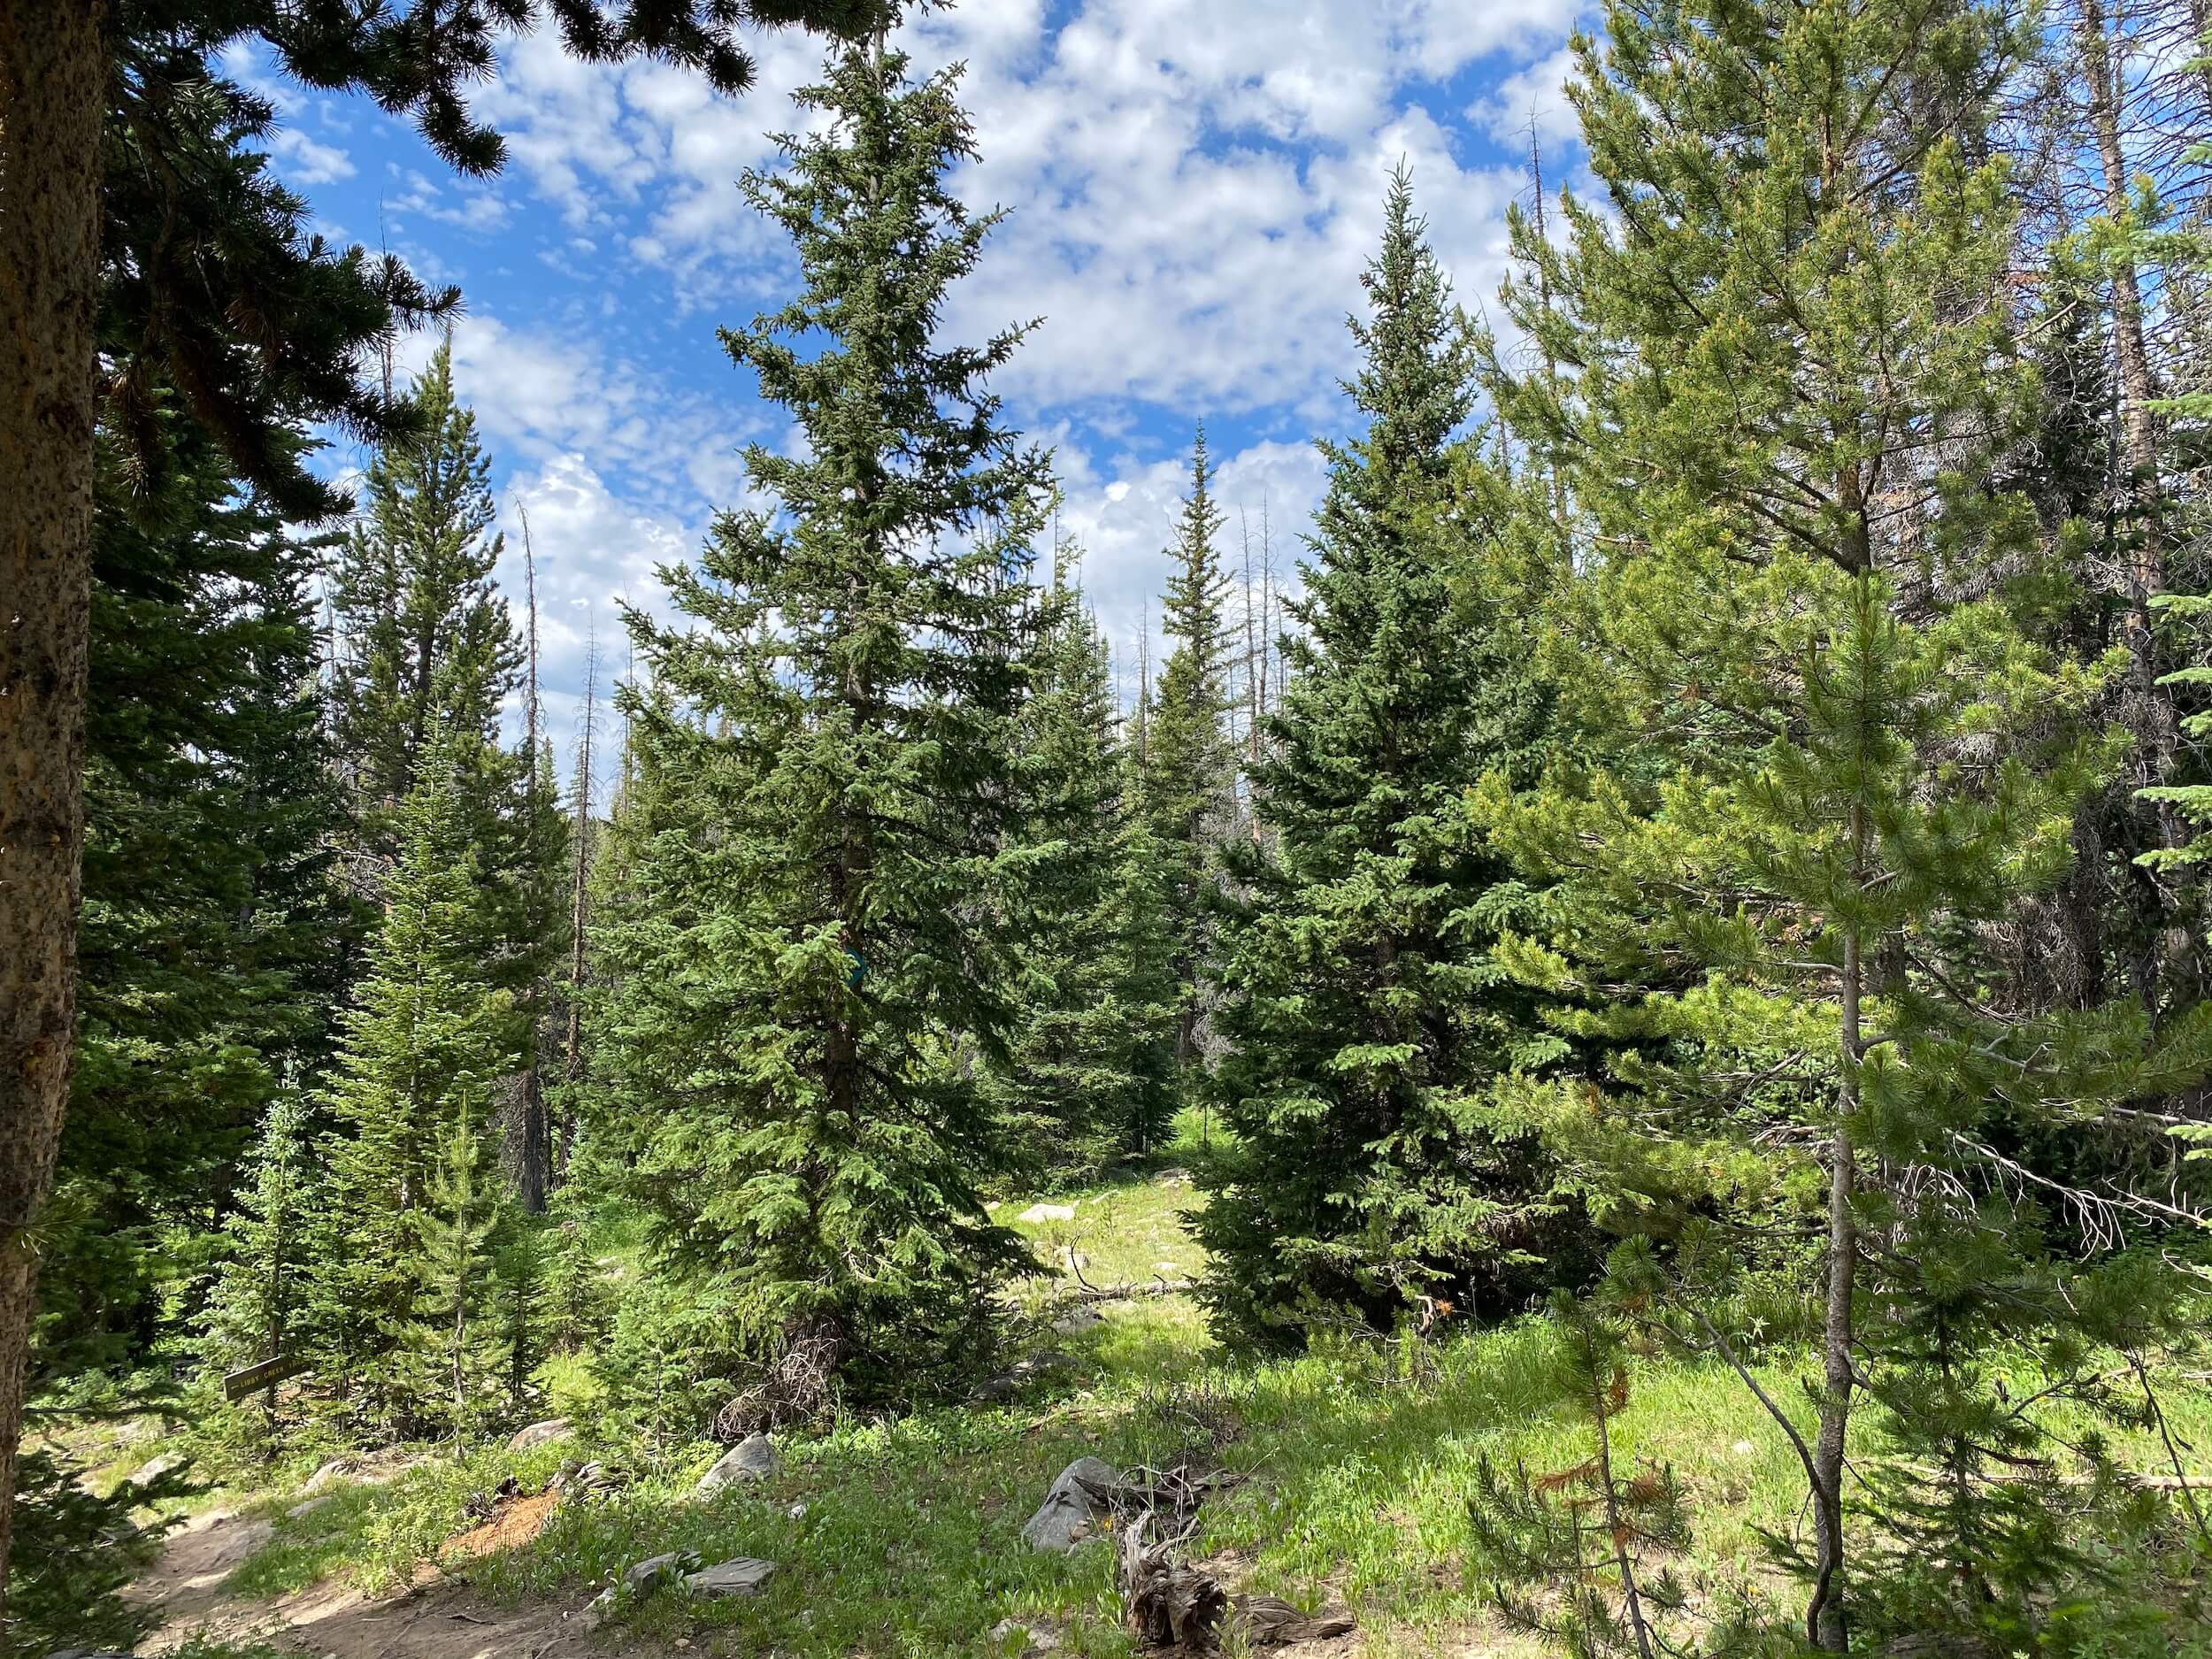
[
  {"left": 586, "top": 40, "right": 1051, "bottom": 1422},
  {"left": 0, "top": 1, "right": 880, "bottom": 1587},
  {"left": 329, "top": 342, "right": 567, "bottom": 1201},
  {"left": 1144, "top": 429, "right": 1238, "bottom": 1075},
  {"left": 1476, "top": 1, "right": 2212, "bottom": 1647},
  {"left": 1197, "top": 173, "right": 1574, "bottom": 1346},
  {"left": 305, "top": 730, "right": 518, "bottom": 1439}
]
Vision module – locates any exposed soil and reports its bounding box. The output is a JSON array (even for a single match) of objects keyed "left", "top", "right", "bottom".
[{"left": 126, "top": 1504, "right": 611, "bottom": 1659}]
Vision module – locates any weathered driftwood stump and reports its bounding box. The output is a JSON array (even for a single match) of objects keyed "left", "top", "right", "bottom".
[{"left": 1118, "top": 1517, "right": 1228, "bottom": 1648}]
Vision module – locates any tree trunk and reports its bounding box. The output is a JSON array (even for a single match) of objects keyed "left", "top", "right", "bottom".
[
  {"left": 2080, "top": 0, "right": 2193, "bottom": 1002},
  {"left": 1809, "top": 810, "right": 1865, "bottom": 1654},
  {"left": 0, "top": 0, "right": 108, "bottom": 1609}
]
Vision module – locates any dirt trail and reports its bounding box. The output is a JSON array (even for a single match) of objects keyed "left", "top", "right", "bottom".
[{"left": 127, "top": 1506, "right": 611, "bottom": 1659}]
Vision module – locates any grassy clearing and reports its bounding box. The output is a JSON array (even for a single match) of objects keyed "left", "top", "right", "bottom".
[{"left": 188, "top": 1148, "right": 2212, "bottom": 1659}]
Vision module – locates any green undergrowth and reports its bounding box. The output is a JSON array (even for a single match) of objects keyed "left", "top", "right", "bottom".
[{"left": 188, "top": 1156, "right": 2212, "bottom": 1659}]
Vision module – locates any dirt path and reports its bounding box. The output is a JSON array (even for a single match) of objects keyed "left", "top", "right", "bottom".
[{"left": 127, "top": 1507, "right": 611, "bottom": 1659}]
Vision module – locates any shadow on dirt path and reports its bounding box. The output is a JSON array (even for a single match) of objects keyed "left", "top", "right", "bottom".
[{"left": 126, "top": 1506, "right": 613, "bottom": 1659}]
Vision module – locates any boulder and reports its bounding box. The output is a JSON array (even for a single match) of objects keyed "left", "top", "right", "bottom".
[
  {"left": 1020, "top": 1202, "right": 1076, "bottom": 1224},
  {"left": 694, "top": 1432, "right": 780, "bottom": 1498},
  {"left": 508, "top": 1417, "right": 572, "bottom": 1453},
  {"left": 685, "top": 1556, "right": 778, "bottom": 1597},
  {"left": 1020, "top": 1455, "right": 1121, "bottom": 1552}
]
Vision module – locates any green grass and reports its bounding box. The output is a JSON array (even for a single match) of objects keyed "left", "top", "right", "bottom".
[{"left": 206, "top": 1162, "right": 2212, "bottom": 1659}]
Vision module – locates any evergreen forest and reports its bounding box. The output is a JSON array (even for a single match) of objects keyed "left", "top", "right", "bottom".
[{"left": 11, "top": 2, "right": 2212, "bottom": 1655}]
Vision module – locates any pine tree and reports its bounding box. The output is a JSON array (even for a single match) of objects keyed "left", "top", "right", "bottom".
[
  {"left": 331, "top": 338, "right": 520, "bottom": 836},
  {"left": 306, "top": 731, "right": 518, "bottom": 1439},
  {"left": 587, "top": 40, "right": 1051, "bottom": 1424},
  {"left": 1198, "top": 173, "right": 1575, "bottom": 1346},
  {"left": 41, "top": 425, "right": 354, "bottom": 1386},
  {"left": 1467, "top": 1271, "right": 1704, "bottom": 1659},
  {"left": 328, "top": 342, "right": 568, "bottom": 1203},
  {"left": 989, "top": 575, "right": 1176, "bottom": 1176},
  {"left": 1144, "top": 427, "right": 1237, "bottom": 1075},
  {"left": 1475, "top": 2, "right": 2212, "bottom": 1646},
  {"left": 201, "top": 1083, "right": 315, "bottom": 1383}
]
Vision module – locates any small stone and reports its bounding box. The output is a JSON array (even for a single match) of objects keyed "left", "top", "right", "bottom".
[
  {"left": 1020, "top": 1202, "right": 1076, "bottom": 1223},
  {"left": 508, "top": 1417, "right": 572, "bottom": 1453},
  {"left": 787, "top": 1500, "right": 809, "bottom": 1519},
  {"left": 685, "top": 1556, "right": 777, "bottom": 1597},
  {"left": 988, "top": 1617, "right": 1064, "bottom": 1654},
  {"left": 1020, "top": 1455, "right": 1120, "bottom": 1552},
  {"left": 694, "top": 1432, "right": 780, "bottom": 1498},
  {"left": 299, "top": 1457, "right": 354, "bottom": 1495},
  {"left": 621, "top": 1549, "right": 698, "bottom": 1594}
]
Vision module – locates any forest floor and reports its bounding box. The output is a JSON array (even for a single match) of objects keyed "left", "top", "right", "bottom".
[{"left": 108, "top": 1132, "right": 2212, "bottom": 1659}]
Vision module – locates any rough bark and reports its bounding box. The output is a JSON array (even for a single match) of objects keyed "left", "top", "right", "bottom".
[{"left": 0, "top": 0, "right": 108, "bottom": 1609}]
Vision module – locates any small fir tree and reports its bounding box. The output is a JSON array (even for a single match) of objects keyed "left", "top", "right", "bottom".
[
  {"left": 989, "top": 577, "right": 1176, "bottom": 1175},
  {"left": 202, "top": 1082, "right": 315, "bottom": 1379},
  {"left": 395, "top": 1094, "right": 513, "bottom": 1446},
  {"left": 305, "top": 730, "right": 518, "bottom": 1438},
  {"left": 586, "top": 40, "right": 1051, "bottom": 1423},
  {"left": 1142, "top": 428, "right": 1238, "bottom": 1075}
]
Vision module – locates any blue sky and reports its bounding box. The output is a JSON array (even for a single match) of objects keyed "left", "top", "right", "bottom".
[{"left": 227, "top": 1, "right": 1589, "bottom": 791}]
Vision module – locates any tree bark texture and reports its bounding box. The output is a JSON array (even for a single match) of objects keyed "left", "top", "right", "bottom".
[{"left": 0, "top": 0, "right": 108, "bottom": 1611}]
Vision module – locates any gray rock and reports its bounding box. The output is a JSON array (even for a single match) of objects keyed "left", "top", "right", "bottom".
[
  {"left": 685, "top": 1556, "right": 778, "bottom": 1597},
  {"left": 126, "top": 1451, "right": 186, "bottom": 1486},
  {"left": 972, "top": 1349, "right": 1084, "bottom": 1404},
  {"left": 621, "top": 1549, "right": 699, "bottom": 1593},
  {"left": 1020, "top": 1455, "right": 1121, "bottom": 1552},
  {"left": 694, "top": 1432, "right": 780, "bottom": 1498},
  {"left": 987, "top": 1617, "right": 1064, "bottom": 1654},
  {"left": 507, "top": 1417, "right": 572, "bottom": 1452},
  {"left": 299, "top": 1456, "right": 354, "bottom": 1495}
]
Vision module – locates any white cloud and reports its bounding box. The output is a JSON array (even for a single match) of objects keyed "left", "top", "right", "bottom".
[
  {"left": 265, "top": 127, "right": 356, "bottom": 185},
  {"left": 1470, "top": 43, "right": 1584, "bottom": 155},
  {"left": 449, "top": 0, "right": 1578, "bottom": 412},
  {"left": 1051, "top": 433, "right": 1327, "bottom": 696}
]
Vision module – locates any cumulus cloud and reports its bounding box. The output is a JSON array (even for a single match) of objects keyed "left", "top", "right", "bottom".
[
  {"left": 449, "top": 0, "right": 1578, "bottom": 414},
  {"left": 265, "top": 127, "right": 356, "bottom": 185}
]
